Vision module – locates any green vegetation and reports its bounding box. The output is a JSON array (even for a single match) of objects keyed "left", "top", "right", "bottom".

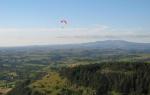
[
  {"left": 0, "top": 48, "right": 149, "bottom": 89},
  {"left": 0, "top": 42, "right": 150, "bottom": 95},
  {"left": 7, "top": 71, "right": 95, "bottom": 95},
  {"left": 7, "top": 62, "right": 150, "bottom": 95},
  {"left": 61, "top": 62, "right": 150, "bottom": 95}
]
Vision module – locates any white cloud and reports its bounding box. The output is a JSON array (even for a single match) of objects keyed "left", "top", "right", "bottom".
[{"left": 0, "top": 25, "right": 149, "bottom": 46}]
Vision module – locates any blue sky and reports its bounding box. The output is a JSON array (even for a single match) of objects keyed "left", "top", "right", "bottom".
[{"left": 0, "top": 0, "right": 150, "bottom": 46}]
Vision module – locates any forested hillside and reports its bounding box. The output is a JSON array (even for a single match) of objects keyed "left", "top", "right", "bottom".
[{"left": 7, "top": 62, "right": 150, "bottom": 95}]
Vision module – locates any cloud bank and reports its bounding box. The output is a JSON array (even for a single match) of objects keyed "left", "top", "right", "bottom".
[{"left": 0, "top": 25, "right": 149, "bottom": 46}]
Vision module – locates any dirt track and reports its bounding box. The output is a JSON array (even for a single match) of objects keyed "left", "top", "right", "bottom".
[{"left": 0, "top": 88, "right": 11, "bottom": 95}]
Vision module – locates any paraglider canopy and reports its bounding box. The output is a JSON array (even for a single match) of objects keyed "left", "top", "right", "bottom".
[
  {"left": 60, "top": 19, "right": 68, "bottom": 29},
  {"left": 60, "top": 20, "right": 67, "bottom": 24}
]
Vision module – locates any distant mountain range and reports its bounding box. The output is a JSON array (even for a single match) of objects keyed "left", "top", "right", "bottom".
[
  {"left": 81, "top": 40, "right": 150, "bottom": 50},
  {"left": 46, "top": 40, "right": 150, "bottom": 51},
  {"left": 1, "top": 40, "right": 150, "bottom": 52}
]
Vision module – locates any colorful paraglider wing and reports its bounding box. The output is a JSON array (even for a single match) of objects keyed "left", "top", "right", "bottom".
[
  {"left": 60, "top": 20, "right": 68, "bottom": 28},
  {"left": 60, "top": 20, "right": 67, "bottom": 24}
]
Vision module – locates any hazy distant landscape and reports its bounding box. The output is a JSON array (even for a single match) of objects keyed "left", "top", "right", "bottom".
[{"left": 0, "top": 40, "right": 149, "bottom": 95}]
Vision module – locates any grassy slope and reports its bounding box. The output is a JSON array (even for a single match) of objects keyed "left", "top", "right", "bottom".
[{"left": 7, "top": 71, "right": 95, "bottom": 95}]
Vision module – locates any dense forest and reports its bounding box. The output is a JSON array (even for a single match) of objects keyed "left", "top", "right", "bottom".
[
  {"left": 7, "top": 62, "right": 150, "bottom": 95},
  {"left": 61, "top": 62, "right": 150, "bottom": 95}
]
